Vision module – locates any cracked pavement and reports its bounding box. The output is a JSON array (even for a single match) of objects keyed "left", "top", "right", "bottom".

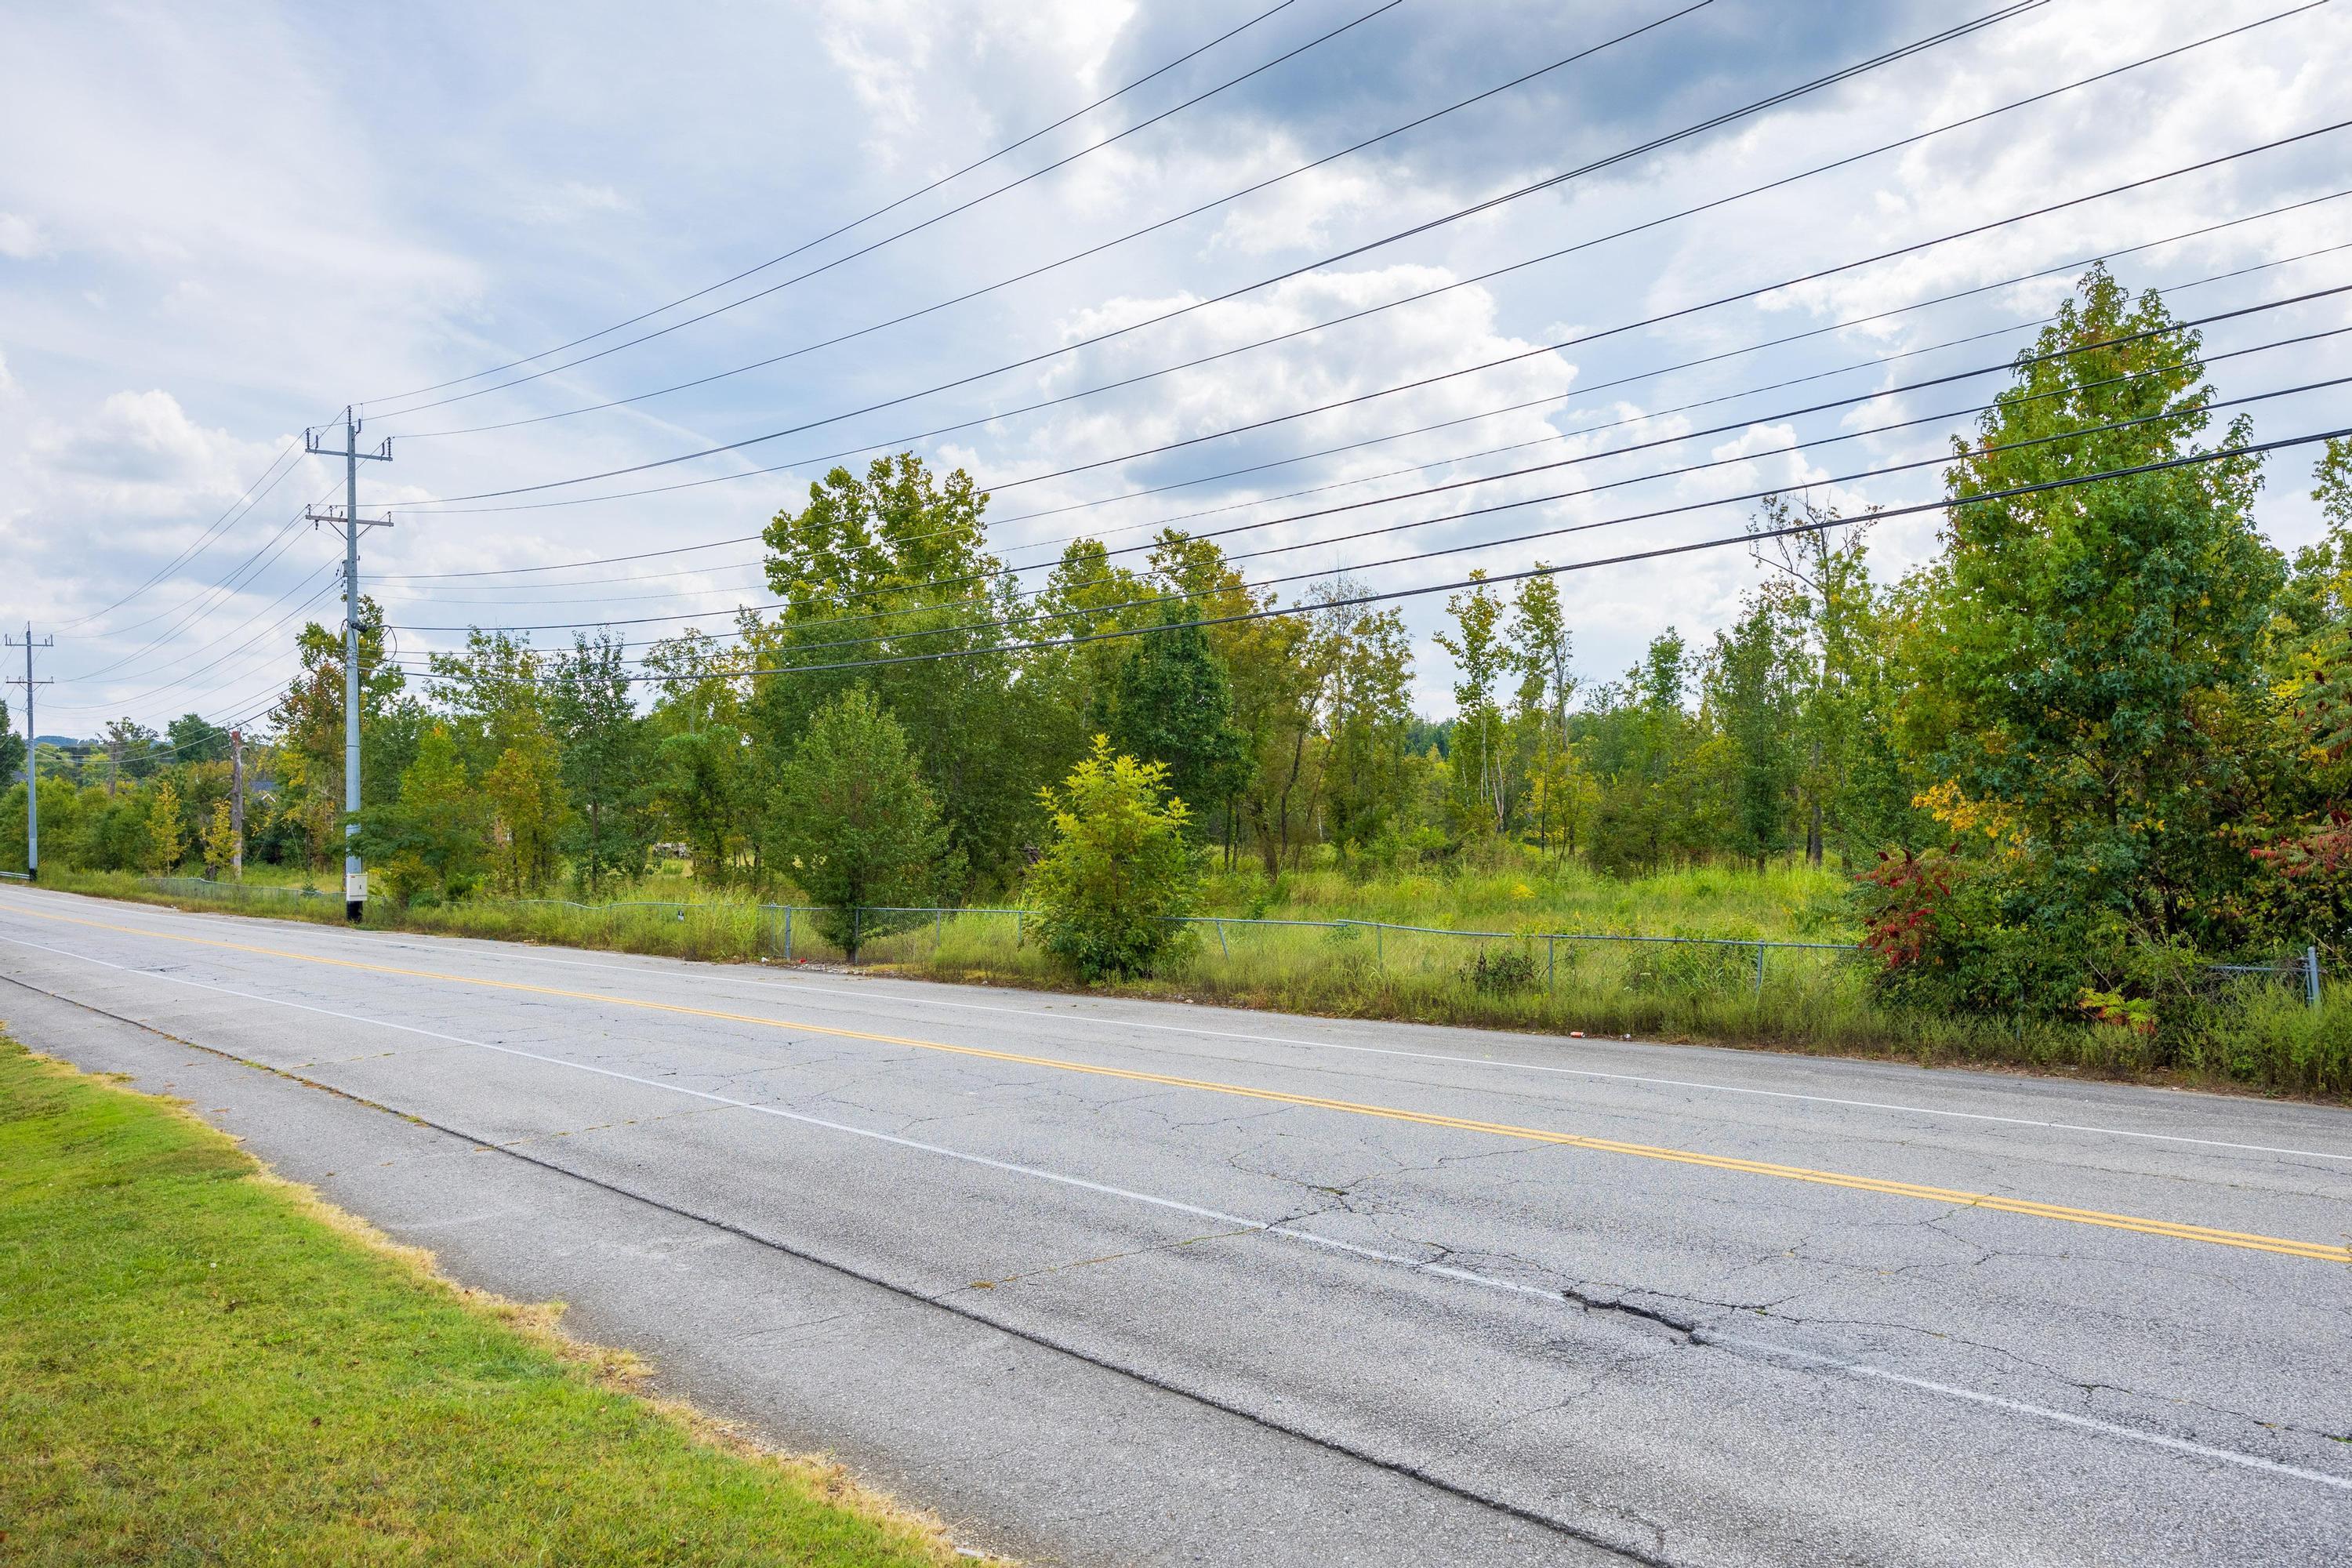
[{"left": 2, "top": 884, "right": 2349, "bottom": 1566}]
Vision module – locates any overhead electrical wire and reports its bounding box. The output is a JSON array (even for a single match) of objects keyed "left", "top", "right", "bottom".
[
  {"left": 394, "top": 0, "right": 2307, "bottom": 448},
  {"left": 366, "top": 0, "right": 1414, "bottom": 418},
  {"left": 52, "top": 438, "right": 306, "bottom": 632},
  {"left": 604, "top": 426, "right": 2352, "bottom": 683},
  {"left": 53, "top": 573, "right": 348, "bottom": 718},
  {"left": 395, "top": 0, "right": 2053, "bottom": 501},
  {"left": 364, "top": 191, "right": 2352, "bottom": 586},
  {"left": 61, "top": 510, "right": 333, "bottom": 684},
  {"left": 366, "top": 0, "right": 1312, "bottom": 404},
  {"left": 371, "top": 238, "right": 2352, "bottom": 621},
  {"left": 390, "top": 1, "right": 1717, "bottom": 437},
  {"left": 390, "top": 361, "right": 2352, "bottom": 664},
  {"left": 384, "top": 267, "right": 2352, "bottom": 633},
  {"left": 401, "top": 116, "right": 2351, "bottom": 518}
]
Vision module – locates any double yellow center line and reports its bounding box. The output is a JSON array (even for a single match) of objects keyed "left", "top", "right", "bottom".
[{"left": 14, "top": 904, "right": 2350, "bottom": 1265}]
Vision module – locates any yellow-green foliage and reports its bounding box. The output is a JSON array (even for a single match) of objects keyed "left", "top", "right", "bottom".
[
  {"left": 0, "top": 1033, "right": 966, "bottom": 1566},
  {"left": 45, "top": 859, "right": 2350, "bottom": 1097}
]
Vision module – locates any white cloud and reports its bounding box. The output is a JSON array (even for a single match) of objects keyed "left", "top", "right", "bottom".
[
  {"left": 4, "top": 0, "right": 2347, "bottom": 723},
  {"left": 525, "top": 180, "right": 634, "bottom": 224},
  {"left": 0, "top": 212, "right": 49, "bottom": 260}
]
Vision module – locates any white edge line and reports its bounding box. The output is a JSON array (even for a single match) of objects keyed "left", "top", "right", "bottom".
[
  {"left": 1698, "top": 1329, "right": 2352, "bottom": 1494},
  {"left": 5, "top": 926, "right": 2348, "bottom": 1497}
]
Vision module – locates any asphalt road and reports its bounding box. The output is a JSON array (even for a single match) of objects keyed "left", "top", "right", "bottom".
[{"left": 2, "top": 884, "right": 2347, "bottom": 1566}]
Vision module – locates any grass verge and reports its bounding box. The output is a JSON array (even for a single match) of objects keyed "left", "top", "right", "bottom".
[
  {"left": 30, "top": 866, "right": 2349, "bottom": 1099},
  {"left": 0, "top": 1028, "right": 981, "bottom": 1567}
]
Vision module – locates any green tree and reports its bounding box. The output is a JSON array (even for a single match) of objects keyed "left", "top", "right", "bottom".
[
  {"left": 1704, "top": 593, "right": 1803, "bottom": 869},
  {"left": 1315, "top": 587, "right": 1416, "bottom": 864},
  {"left": 1508, "top": 572, "right": 1575, "bottom": 858},
  {"left": 426, "top": 629, "right": 546, "bottom": 779},
  {"left": 351, "top": 725, "right": 488, "bottom": 904},
  {"left": 1027, "top": 737, "right": 1200, "bottom": 979},
  {"left": 269, "top": 598, "right": 411, "bottom": 866},
  {"left": 1436, "top": 572, "right": 1512, "bottom": 837},
  {"left": 0, "top": 698, "right": 24, "bottom": 786},
  {"left": 483, "top": 729, "right": 564, "bottom": 895},
  {"left": 548, "top": 630, "right": 652, "bottom": 895},
  {"left": 754, "top": 454, "right": 1049, "bottom": 891},
  {"left": 654, "top": 725, "right": 752, "bottom": 884},
  {"left": 1, "top": 774, "right": 79, "bottom": 875},
  {"left": 100, "top": 718, "right": 162, "bottom": 793},
  {"left": 145, "top": 779, "right": 184, "bottom": 872},
  {"left": 1577, "top": 630, "right": 1716, "bottom": 875},
  {"left": 1095, "top": 604, "right": 1250, "bottom": 836},
  {"left": 201, "top": 798, "right": 239, "bottom": 879},
  {"left": 1899, "top": 263, "right": 2281, "bottom": 952},
  {"left": 165, "top": 713, "right": 230, "bottom": 765},
  {"left": 768, "top": 687, "right": 952, "bottom": 960}
]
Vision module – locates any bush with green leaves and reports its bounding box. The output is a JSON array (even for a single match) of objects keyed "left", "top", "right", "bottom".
[{"left": 1027, "top": 738, "right": 1200, "bottom": 979}]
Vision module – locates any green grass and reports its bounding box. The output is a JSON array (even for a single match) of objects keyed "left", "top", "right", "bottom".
[
  {"left": 35, "top": 861, "right": 2349, "bottom": 1098},
  {"left": 0, "top": 1031, "right": 974, "bottom": 1567}
]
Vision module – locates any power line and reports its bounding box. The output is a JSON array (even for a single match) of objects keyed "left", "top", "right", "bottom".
[
  {"left": 363, "top": 2, "right": 1310, "bottom": 405},
  {"left": 380, "top": 286, "right": 2351, "bottom": 635},
  {"left": 362, "top": 191, "right": 2352, "bottom": 584},
  {"left": 390, "top": 1, "right": 1717, "bottom": 437},
  {"left": 619, "top": 425, "right": 2352, "bottom": 682},
  {"left": 60, "top": 516, "right": 328, "bottom": 684},
  {"left": 45, "top": 573, "right": 344, "bottom": 717},
  {"left": 367, "top": 0, "right": 1411, "bottom": 418},
  {"left": 404, "top": 114, "right": 2347, "bottom": 517},
  {"left": 369, "top": 238, "right": 2352, "bottom": 629},
  {"left": 51, "top": 440, "right": 303, "bottom": 631},
  {"left": 509, "top": 365, "right": 2350, "bottom": 667},
  {"left": 394, "top": 0, "right": 2309, "bottom": 448},
  {"left": 377, "top": 349, "right": 2352, "bottom": 667},
  {"left": 396, "top": 0, "right": 2051, "bottom": 503}
]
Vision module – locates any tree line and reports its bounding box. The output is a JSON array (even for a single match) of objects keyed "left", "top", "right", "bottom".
[{"left": 5, "top": 267, "right": 2347, "bottom": 1015}]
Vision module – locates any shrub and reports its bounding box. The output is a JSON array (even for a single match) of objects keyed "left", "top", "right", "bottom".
[
  {"left": 1027, "top": 738, "right": 1200, "bottom": 980},
  {"left": 1462, "top": 947, "right": 1537, "bottom": 994},
  {"left": 1854, "top": 848, "right": 2098, "bottom": 1018}
]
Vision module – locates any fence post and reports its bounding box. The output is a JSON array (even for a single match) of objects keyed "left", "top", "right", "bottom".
[
  {"left": 1014, "top": 909, "right": 1023, "bottom": 947},
  {"left": 1375, "top": 921, "right": 1383, "bottom": 969},
  {"left": 936, "top": 909, "right": 944, "bottom": 950},
  {"left": 1547, "top": 935, "right": 1555, "bottom": 993},
  {"left": 1755, "top": 942, "right": 1766, "bottom": 996},
  {"left": 785, "top": 906, "right": 794, "bottom": 962},
  {"left": 1217, "top": 918, "right": 1228, "bottom": 957},
  {"left": 2310, "top": 945, "right": 2324, "bottom": 1011},
  {"left": 852, "top": 906, "right": 861, "bottom": 956}
]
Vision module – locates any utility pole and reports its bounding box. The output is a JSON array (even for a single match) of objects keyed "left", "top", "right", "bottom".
[
  {"left": 5, "top": 624, "right": 53, "bottom": 881},
  {"left": 229, "top": 727, "right": 245, "bottom": 880},
  {"left": 305, "top": 408, "right": 391, "bottom": 922}
]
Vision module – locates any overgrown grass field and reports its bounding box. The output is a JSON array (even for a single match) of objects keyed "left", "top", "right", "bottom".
[
  {"left": 0, "top": 1030, "right": 972, "bottom": 1566},
  {"left": 38, "top": 859, "right": 2350, "bottom": 1098}
]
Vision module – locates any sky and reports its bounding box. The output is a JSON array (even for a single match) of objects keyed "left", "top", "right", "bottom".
[{"left": 3, "top": 0, "right": 2350, "bottom": 739}]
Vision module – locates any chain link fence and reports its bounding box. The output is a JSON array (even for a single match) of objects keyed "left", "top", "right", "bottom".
[{"left": 123, "top": 878, "right": 2325, "bottom": 1009}]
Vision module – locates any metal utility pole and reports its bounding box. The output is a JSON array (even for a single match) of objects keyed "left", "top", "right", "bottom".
[
  {"left": 229, "top": 727, "right": 245, "bottom": 880},
  {"left": 5, "top": 624, "right": 53, "bottom": 880},
  {"left": 305, "top": 408, "right": 391, "bottom": 922}
]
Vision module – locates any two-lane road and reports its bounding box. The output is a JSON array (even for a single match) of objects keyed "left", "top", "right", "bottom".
[{"left": 2, "top": 883, "right": 2347, "bottom": 1565}]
